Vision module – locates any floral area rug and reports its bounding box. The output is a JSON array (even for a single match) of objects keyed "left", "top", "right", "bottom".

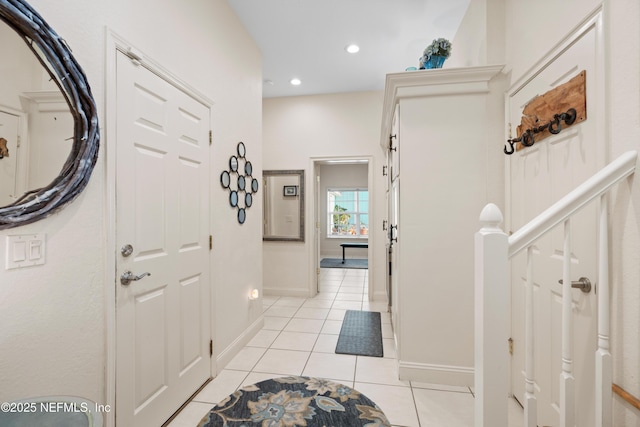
[{"left": 198, "top": 376, "right": 391, "bottom": 427}]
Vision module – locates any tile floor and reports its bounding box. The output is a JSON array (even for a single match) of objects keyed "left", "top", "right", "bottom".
[{"left": 168, "top": 267, "right": 524, "bottom": 427}]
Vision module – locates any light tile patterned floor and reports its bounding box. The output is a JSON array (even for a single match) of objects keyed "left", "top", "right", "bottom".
[{"left": 167, "top": 267, "right": 524, "bottom": 427}]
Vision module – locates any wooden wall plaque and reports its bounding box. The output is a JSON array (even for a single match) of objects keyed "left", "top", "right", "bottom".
[{"left": 516, "top": 70, "right": 587, "bottom": 151}]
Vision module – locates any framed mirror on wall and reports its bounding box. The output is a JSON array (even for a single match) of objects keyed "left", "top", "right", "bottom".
[
  {"left": 263, "top": 170, "right": 304, "bottom": 242},
  {"left": 0, "top": 0, "right": 100, "bottom": 229}
]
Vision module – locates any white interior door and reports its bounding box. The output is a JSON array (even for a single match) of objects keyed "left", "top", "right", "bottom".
[
  {"left": 508, "top": 22, "right": 601, "bottom": 427},
  {"left": 115, "top": 50, "right": 211, "bottom": 427},
  {"left": 0, "top": 111, "right": 21, "bottom": 206}
]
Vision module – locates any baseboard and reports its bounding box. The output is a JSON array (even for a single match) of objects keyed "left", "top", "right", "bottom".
[
  {"left": 263, "top": 287, "right": 312, "bottom": 298},
  {"left": 372, "top": 290, "right": 387, "bottom": 302},
  {"left": 398, "top": 360, "right": 474, "bottom": 387},
  {"left": 215, "top": 315, "right": 264, "bottom": 374}
]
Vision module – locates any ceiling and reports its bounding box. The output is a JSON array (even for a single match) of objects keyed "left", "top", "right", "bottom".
[{"left": 227, "top": 0, "right": 471, "bottom": 98}]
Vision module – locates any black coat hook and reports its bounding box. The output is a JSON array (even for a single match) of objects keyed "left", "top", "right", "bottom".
[
  {"left": 504, "top": 140, "right": 516, "bottom": 155},
  {"left": 504, "top": 108, "right": 578, "bottom": 155},
  {"left": 521, "top": 129, "right": 535, "bottom": 147}
]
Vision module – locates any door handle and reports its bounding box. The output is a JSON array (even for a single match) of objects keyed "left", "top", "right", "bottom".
[
  {"left": 121, "top": 270, "right": 151, "bottom": 286},
  {"left": 558, "top": 277, "right": 592, "bottom": 294}
]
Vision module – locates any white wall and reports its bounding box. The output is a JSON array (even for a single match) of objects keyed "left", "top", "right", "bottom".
[
  {"left": 263, "top": 91, "right": 386, "bottom": 299},
  {"left": 504, "top": 0, "right": 601, "bottom": 80},
  {"left": 319, "top": 164, "right": 369, "bottom": 258},
  {"left": 448, "top": 0, "right": 505, "bottom": 68},
  {"left": 0, "top": 24, "right": 45, "bottom": 110},
  {"left": 0, "top": 0, "right": 263, "bottom": 418}
]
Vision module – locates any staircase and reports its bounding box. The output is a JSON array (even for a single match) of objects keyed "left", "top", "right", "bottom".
[{"left": 474, "top": 151, "right": 638, "bottom": 427}]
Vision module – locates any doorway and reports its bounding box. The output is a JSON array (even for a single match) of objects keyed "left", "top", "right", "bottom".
[
  {"left": 311, "top": 157, "right": 373, "bottom": 301},
  {"left": 0, "top": 110, "right": 22, "bottom": 206}
]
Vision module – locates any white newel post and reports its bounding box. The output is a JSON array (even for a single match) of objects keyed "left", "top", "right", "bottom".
[{"left": 475, "top": 203, "right": 509, "bottom": 427}]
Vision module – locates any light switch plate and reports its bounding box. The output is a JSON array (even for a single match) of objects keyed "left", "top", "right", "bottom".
[{"left": 6, "top": 234, "right": 46, "bottom": 269}]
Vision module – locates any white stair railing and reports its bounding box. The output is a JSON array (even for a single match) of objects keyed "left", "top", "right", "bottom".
[{"left": 474, "top": 150, "right": 638, "bottom": 427}]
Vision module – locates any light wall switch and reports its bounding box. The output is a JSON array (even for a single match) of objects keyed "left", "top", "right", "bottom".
[
  {"left": 30, "top": 240, "right": 43, "bottom": 260},
  {"left": 6, "top": 234, "right": 46, "bottom": 270},
  {"left": 12, "top": 240, "right": 27, "bottom": 263}
]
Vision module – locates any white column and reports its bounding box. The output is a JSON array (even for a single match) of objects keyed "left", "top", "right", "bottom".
[
  {"left": 474, "top": 203, "right": 509, "bottom": 427},
  {"left": 524, "top": 246, "right": 537, "bottom": 427},
  {"left": 560, "top": 219, "right": 575, "bottom": 427},
  {"left": 596, "top": 194, "right": 612, "bottom": 427}
]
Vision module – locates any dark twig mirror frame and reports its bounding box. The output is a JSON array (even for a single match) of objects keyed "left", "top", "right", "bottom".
[{"left": 0, "top": 0, "right": 99, "bottom": 229}]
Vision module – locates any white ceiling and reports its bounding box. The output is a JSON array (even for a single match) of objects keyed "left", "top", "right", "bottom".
[{"left": 227, "top": 0, "right": 471, "bottom": 98}]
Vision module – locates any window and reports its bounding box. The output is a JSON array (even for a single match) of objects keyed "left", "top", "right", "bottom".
[{"left": 327, "top": 189, "right": 368, "bottom": 238}]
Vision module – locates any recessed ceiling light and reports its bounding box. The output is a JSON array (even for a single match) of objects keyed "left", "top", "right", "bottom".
[
  {"left": 345, "top": 44, "right": 360, "bottom": 54},
  {"left": 290, "top": 78, "right": 301, "bottom": 86}
]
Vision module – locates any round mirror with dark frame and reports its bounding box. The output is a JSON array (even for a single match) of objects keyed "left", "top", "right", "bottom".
[
  {"left": 229, "top": 190, "right": 238, "bottom": 208},
  {"left": 220, "top": 170, "right": 230, "bottom": 188},
  {"left": 237, "top": 141, "right": 246, "bottom": 158},
  {"left": 229, "top": 156, "right": 238, "bottom": 172},
  {"left": 0, "top": 0, "right": 99, "bottom": 230},
  {"left": 245, "top": 161, "right": 252, "bottom": 176}
]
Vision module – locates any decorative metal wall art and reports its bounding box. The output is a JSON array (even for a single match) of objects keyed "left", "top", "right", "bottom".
[{"left": 220, "top": 142, "right": 258, "bottom": 224}]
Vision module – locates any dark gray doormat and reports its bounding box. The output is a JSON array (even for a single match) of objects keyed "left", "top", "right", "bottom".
[
  {"left": 335, "top": 310, "right": 383, "bottom": 357},
  {"left": 320, "top": 258, "right": 368, "bottom": 269}
]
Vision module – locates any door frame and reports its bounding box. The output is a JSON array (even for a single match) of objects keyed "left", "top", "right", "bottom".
[
  {"left": 504, "top": 6, "right": 606, "bottom": 400},
  {"left": 104, "top": 30, "right": 215, "bottom": 427},
  {"left": 309, "top": 156, "right": 374, "bottom": 301},
  {"left": 0, "top": 105, "right": 29, "bottom": 204}
]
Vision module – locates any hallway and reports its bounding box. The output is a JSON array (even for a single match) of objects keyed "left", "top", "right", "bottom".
[{"left": 167, "top": 268, "right": 500, "bottom": 426}]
